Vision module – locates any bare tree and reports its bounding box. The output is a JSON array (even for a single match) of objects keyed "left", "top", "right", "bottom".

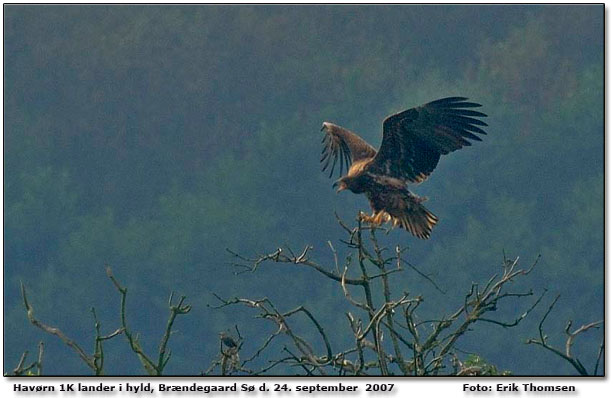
[
  {"left": 17, "top": 268, "right": 189, "bottom": 375},
  {"left": 206, "top": 215, "right": 547, "bottom": 375},
  {"left": 15, "top": 215, "right": 602, "bottom": 375}
]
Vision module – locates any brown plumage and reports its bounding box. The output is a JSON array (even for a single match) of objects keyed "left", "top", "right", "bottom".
[{"left": 321, "top": 97, "right": 487, "bottom": 239}]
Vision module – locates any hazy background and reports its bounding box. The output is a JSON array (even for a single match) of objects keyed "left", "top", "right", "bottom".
[{"left": 4, "top": 5, "right": 603, "bottom": 375}]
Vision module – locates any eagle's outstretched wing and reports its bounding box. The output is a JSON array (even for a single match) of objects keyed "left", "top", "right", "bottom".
[
  {"left": 369, "top": 97, "right": 488, "bottom": 183},
  {"left": 320, "top": 122, "right": 377, "bottom": 178}
]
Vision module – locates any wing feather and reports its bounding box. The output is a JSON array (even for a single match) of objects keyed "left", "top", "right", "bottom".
[
  {"left": 320, "top": 122, "right": 377, "bottom": 178},
  {"left": 369, "top": 97, "right": 488, "bottom": 183}
]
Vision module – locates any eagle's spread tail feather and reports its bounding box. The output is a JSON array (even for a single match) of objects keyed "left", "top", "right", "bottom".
[
  {"left": 394, "top": 204, "right": 438, "bottom": 239},
  {"left": 364, "top": 190, "right": 439, "bottom": 239},
  {"left": 389, "top": 194, "right": 438, "bottom": 239}
]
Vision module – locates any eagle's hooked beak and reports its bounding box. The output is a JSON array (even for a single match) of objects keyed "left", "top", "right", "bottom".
[
  {"left": 333, "top": 180, "right": 347, "bottom": 193},
  {"left": 321, "top": 123, "right": 327, "bottom": 132}
]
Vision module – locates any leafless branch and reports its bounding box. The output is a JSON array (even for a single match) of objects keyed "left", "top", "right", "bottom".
[
  {"left": 21, "top": 282, "right": 96, "bottom": 371},
  {"left": 106, "top": 266, "right": 189, "bottom": 375},
  {"left": 10, "top": 344, "right": 44, "bottom": 376},
  {"left": 526, "top": 294, "right": 603, "bottom": 375}
]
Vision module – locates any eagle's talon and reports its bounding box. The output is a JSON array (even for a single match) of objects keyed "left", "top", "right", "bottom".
[
  {"left": 358, "top": 211, "right": 374, "bottom": 223},
  {"left": 372, "top": 211, "right": 391, "bottom": 225},
  {"left": 372, "top": 212, "right": 383, "bottom": 225}
]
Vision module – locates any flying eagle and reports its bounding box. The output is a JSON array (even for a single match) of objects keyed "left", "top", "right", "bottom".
[{"left": 320, "top": 97, "right": 487, "bottom": 239}]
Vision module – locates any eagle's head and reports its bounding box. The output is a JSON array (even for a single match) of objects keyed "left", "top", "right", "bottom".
[
  {"left": 333, "top": 175, "right": 367, "bottom": 194},
  {"left": 332, "top": 178, "right": 348, "bottom": 193}
]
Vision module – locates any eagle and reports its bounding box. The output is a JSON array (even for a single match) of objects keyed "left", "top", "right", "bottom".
[{"left": 320, "top": 97, "right": 487, "bottom": 239}]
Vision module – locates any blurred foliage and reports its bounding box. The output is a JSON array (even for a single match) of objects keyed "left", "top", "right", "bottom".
[
  {"left": 462, "top": 355, "right": 512, "bottom": 376},
  {"left": 4, "top": 5, "right": 603, "bottom": 375}
]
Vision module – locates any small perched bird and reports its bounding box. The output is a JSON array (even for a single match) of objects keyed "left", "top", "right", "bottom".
[
  {"left": 218, "top": 331, "right": 240, "bottom": 374},
  {"left": 219, "top": 332, "right": 238, "bottom": 349},
  {"left": 320, "top": 97, "right": 488, "bottom": 239}
]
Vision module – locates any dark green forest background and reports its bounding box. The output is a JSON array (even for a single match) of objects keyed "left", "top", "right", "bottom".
[{"left": 4, "top": 5, "right": 603, "bottom": 375}]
